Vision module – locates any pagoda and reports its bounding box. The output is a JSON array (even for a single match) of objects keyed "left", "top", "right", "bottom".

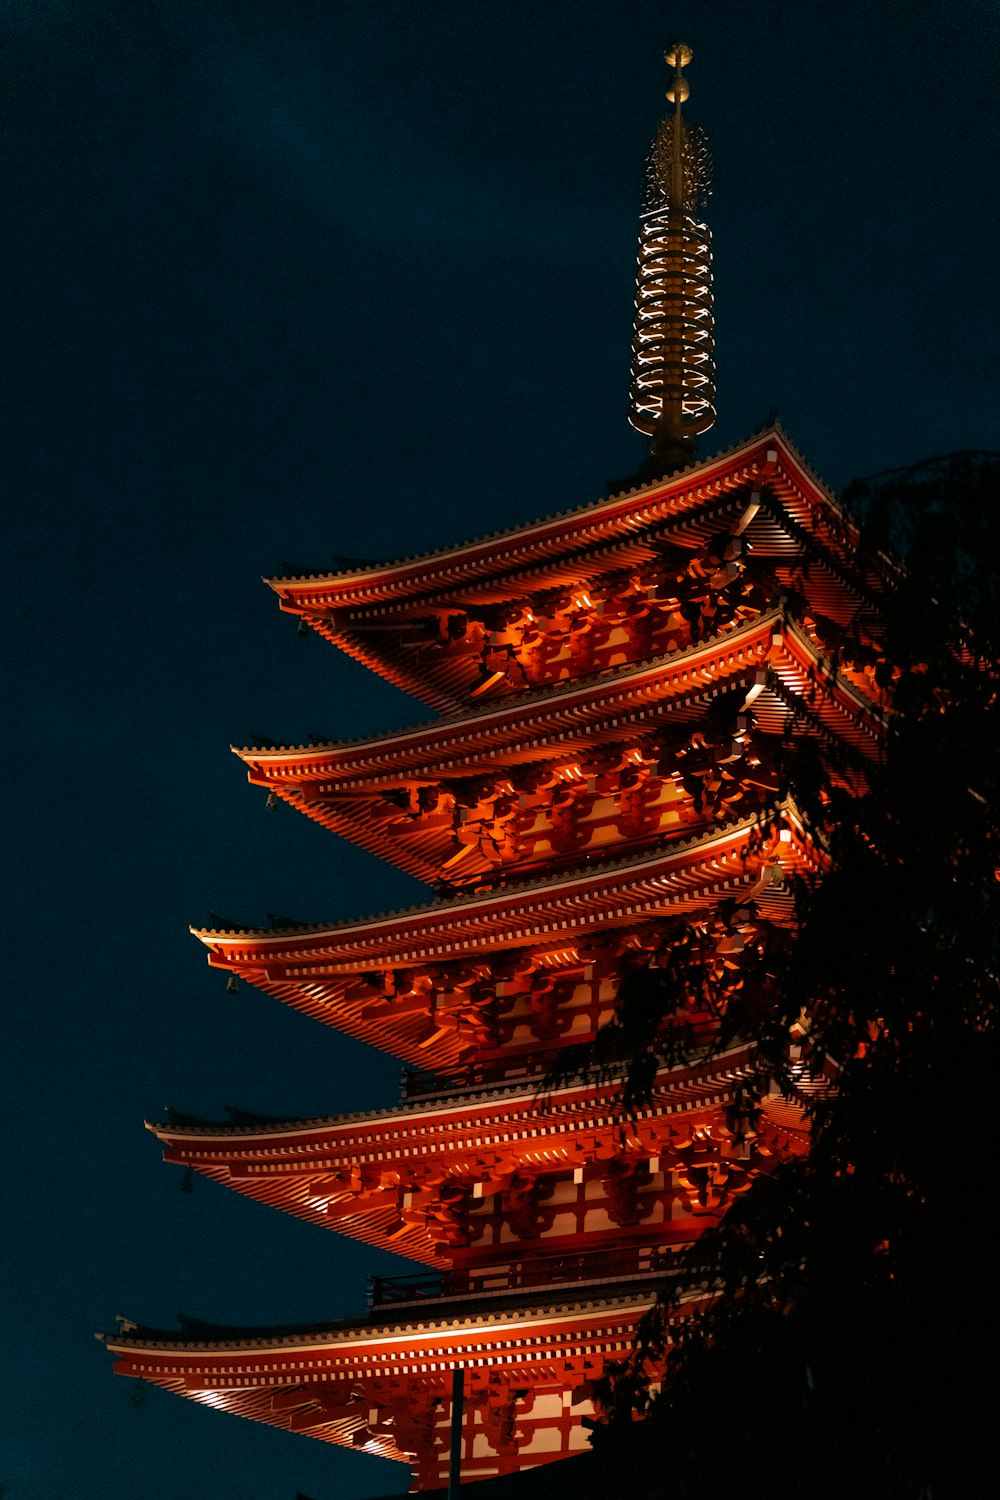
[{"left": 103, "top": 48, "right": 886, "bottom": 1492}]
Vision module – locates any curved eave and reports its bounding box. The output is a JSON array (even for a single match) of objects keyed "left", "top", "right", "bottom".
[
  {"left": 102, "top": 1292, "right": 657, "bottom": 1467},
  {"left": 308, "top": 548, "right": 876, "bottom": 718},
  {"left": 145, "top": 1045, "right": 811, "bottom": 1264},
  {"left": 192, "top": 803, "right": 812, "bottom": 944},
  {"left": 236, "top": 609, "right": 786, "bottom": 770},
  {"left": 237, "top": 609, "right": 883, "bottom": 781},
  {"left": 267, "top": 444, "right": 883, "bottom": 712},
  {"left": 150, "top": 1046, "right": 760, "bottom": 1144},
  {"left": 104, "top": 1288, "right": 659, "bottom": 1356},
  {"left": 191, "top": 805, "right": 820, "bottom": 1069},
  {"left": 266, "top": 427, "right": 858, "bottom": 611},
  {"left": 283, "top": 484, "right": 769, "bottom": 717},
  {"left": 234, "top": 612, "right": 880, "bottom": 886}
]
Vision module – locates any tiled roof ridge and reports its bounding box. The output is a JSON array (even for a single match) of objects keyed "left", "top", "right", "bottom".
[
  {"left": 101, "top": 1289, "right": 660, "bottom": 1352},
  {"left": 769, "top": 617, "right": 887, "bottom": 723},
  {"left": 265, "top": 426, "right": 787, "bottom": 587},
  {"left": 769, "top": 423, "right": 846, "bottom": 525},
  {"left": 233, "top": 605, "right": 787, "bottom": 758},
  {"left": 771, "top": 426, "right": 902, "bottom": 580},
  {"left": 339, "top": 487, "right": 744, "bottom": 620},
  {"left": 192, "top": 798, "right": 799, "bottom": 939},
  {"left": 146, "top": 1039, "right": 755, "bottom": 1138}
]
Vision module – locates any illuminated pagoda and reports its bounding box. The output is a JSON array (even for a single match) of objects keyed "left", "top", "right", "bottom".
[{"left": 103, "top": 48, "right": 887, "bottom": 1491}]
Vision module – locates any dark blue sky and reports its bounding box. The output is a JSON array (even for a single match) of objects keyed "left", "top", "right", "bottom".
[{"left": 7, "top": 3, "right": 998, "bottom": 1498}]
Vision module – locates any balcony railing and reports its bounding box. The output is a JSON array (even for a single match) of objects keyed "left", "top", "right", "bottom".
[
  {"left": 398, "top": 1057, "right": 560, "bottom": 1102},
  {"left": 368, "top": 1242, "right": 682, "bottom": 1311},
  {"left": 398, "top": 1021, "right": 722, "bottom": 1104}
]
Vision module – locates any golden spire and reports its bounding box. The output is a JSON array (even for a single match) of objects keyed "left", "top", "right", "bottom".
[{"left": 629, "top": 44, "right": 716, "bottom": 474}]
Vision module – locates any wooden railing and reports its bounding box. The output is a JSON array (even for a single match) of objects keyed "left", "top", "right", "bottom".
[{"left": 368, "top": 1242, "right": 682, "bottom": 1310}]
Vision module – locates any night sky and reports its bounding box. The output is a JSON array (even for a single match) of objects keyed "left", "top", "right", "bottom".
[{"left": 7, "top": 3, "right": 999, "bottom": 1498}]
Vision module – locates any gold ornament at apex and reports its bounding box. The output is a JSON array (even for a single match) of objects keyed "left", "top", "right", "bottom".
[{"left": 629, "top": 43, "right": 715, "bottom": 471}]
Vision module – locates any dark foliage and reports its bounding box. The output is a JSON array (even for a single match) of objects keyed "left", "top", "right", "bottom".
[{"left": 590, "top": 453, "right": 1000, "bottom": 1499}]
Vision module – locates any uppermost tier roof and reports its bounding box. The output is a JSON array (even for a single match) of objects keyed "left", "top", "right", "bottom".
[{"left": 266, "top": 428, "right": 885, "bottom": 712}]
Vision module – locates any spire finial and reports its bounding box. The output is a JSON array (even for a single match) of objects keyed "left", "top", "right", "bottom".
[
  {"left": 665, "top": 42, "right": 692, "bottom": 105},
  {"left": 629, "top": 44, "right": 716, "bottom": 476}
]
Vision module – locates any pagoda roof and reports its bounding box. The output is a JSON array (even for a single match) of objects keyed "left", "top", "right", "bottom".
[
  {"left": 151, "top": 1042, "right": 763, "bottom": 1141},
  {"left": 266, "top": 428, "right": 885, "bottom": 712},
  {"left": 268, "top": 426, "right": 856, "bottom": 607},
  {"left": 147, "top": 1043, "right": 805, "bottom": 1265},
  {"left": 235, "top": 610, "right": 881, "bottom": 884},
  {"left": 192, "top": 803, "right": 820, "bottom": 1070},
  {"left": 103, "top": 1285, "right": 659, "bottom": 1354},
  {"left": 101, "top": 1286, "right": 660, "bottom": 1471}
]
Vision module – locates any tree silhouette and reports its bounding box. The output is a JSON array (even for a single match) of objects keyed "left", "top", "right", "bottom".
[{"left": 586, "top": 453, "right": 1000, "bottom": 1500}]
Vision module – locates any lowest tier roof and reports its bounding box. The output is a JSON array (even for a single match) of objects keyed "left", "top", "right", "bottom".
[{"left": 102, "top": 1288, "right": 662, "bottom": 1478}]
